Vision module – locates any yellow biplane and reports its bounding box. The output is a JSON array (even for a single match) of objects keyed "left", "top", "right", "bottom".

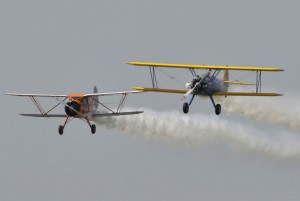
[{"left": 128, "top": 61, "right": 284, "bottom": 115}]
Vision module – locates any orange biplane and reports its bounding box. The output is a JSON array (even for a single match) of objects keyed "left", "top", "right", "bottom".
[{"left": 6, "top": 86, "right": 143, "bottom": 135}]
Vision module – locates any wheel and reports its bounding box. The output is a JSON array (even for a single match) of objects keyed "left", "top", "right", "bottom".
[
  {"left": 91, "top": 124, "right": 96, "bottom": 134},
  {"left": 58, "top": 125, "right": 64, "bottom": 135},
  {"left": 215, "top": 104, "right": 221, "bottom": 115},
  {"left": 183, "top": 102, "right": 189, "bottom": 114}
]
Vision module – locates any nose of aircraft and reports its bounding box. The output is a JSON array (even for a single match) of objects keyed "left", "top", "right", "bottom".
[
  {"left": 65, "top": 101, "right": 81, "bottom": 116},
  {"left": 185, "top": 82, "right": 192, "bottom": 89}
]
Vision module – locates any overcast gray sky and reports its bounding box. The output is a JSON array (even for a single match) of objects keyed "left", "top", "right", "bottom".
[{"left": 1, "top": 0, "right": 300, "bottom": 201}]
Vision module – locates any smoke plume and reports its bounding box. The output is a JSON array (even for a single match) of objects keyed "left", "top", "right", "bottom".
[
  {"left": 220, "top": 96, "right": 300, "bottom": 132},
  {"left": 95, "top": 108, "right": 300, "bottom": 159}
]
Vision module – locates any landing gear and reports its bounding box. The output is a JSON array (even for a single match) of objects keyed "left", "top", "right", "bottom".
[
  {"left": 183, "top": 102, "right": 189, "bottom": 114},
  {"left": 58, "top": 116, "right": 96, "bottom": 135},
  {"left": 208, "top": 95, "right": 222, "bottom": 115},
  {"left": 58, "top": 125, "right": 64, "bottom": 135},
  {"left": 215, "top": 104, "right": 221, "bottom": 115},
  {"left": 91, "top": 124, "right": 96, "bottom": 134}
]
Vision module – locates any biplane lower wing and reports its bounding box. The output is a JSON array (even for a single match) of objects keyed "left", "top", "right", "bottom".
[
  {"left": 133, "top": 87, "right": 187, "bottom": 94},
  {"left": 133, "top": 87, "right": 282, "bottom": 96},
  {"left": 92, "top": 111, "right": 144, "bottom": 116},
  {"left": 213, "top": 92, "right": 283, "bottom": 96},
  {"left": 20, "top": 114, "right": 67, "bottom": 117},
  {"left": 20, "top": 111, "right": 143, "bottom": 118}
]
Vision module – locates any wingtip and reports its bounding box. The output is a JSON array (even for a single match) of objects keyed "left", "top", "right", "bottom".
[{"left": 132, "top": 86, "right": 145, "bottom": 91}]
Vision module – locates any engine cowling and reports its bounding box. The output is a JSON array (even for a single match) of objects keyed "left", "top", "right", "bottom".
[{"left": 65, "top": 101, "right": 81, "bottom": 116}]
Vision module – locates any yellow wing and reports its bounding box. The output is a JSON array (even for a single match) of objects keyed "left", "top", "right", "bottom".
[
  {"left": 224, "top": 81, "right": 255, "bottom": 85},
  {"left": 213, "top": 92, "right": 283, "bottom": 96},
  {"left": 133, "top": 87, "right": 282, "bottom": 96},
  {"left": 133, "top": 87, "right": 187, "bottom": 94},
  {"left": 128, "top": 62, "right": 284, "bottom": 72}
]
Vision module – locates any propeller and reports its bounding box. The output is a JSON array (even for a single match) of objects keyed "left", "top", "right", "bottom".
[
  {"left": 183, "top": 83, "right": 199, "bottom": 99},
  {"left": 64, "top": 102, "right": 87, "bottom": 118}
]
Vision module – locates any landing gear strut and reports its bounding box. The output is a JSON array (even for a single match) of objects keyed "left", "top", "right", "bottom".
[
  {"left": 57, "top": 116, "right": 96, "bottom": 135},
  {"left": 183, "top": 94, "right": 196, "bottom": 114}
]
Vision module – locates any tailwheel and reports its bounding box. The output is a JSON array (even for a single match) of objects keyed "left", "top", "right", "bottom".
[
  {"left": 58, "top": 125, "right": 64, "bottom": 135},
  {"left": 183, "top": 102, "right": 189, "bottom": 114},
  {"left": 215, "top": 104, "right": 221, "bottom": 115},
  {"left": 91, "top": 124, "right": 96, "bottom": 134}
]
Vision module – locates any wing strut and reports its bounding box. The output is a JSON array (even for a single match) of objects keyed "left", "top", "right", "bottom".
[
  {"left": 28, "top": 96, "right": 68, "bottom": 116},
  {"left": 209, "top": 70, "right": 221, "bottom": 81},
  {"left": 189, "top": 69, "right": 197, "bottom": 77},
  {"left": 149, "top": 66, "right": 158, "bottom": 88},
  {"left": 29, "top": 96, "right": 68, "bottom": 115},
  {"left": 117, "top": 93, "right": 128, "bottom": 113},
  {"left": 91, "top": 97, "right": 115, "bottom": 114},
  {"left": 30, "top": 96, "right": 45, "bottom": 114},
  {"left": 256, "top": 71, "right": 262, "bottom": 93}
]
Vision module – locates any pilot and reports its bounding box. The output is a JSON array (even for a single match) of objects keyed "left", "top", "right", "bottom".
[{"left": 191, "top": 75, "right": 201, "bottom": 88}]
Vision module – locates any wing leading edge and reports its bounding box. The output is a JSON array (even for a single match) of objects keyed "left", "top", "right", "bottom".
[
  {"left": 128, "top": 62, "right": 284, "bottom": 72},
  {"left": 6, "top": 93, "right": 67, "bottom": 97},
  {"left": 6, "top": 91, "right": 141, "bottom": 98}
]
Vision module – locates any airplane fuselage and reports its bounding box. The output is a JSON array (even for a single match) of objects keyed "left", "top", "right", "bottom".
[
  {"left": 186, "top": 75, "right": 228, "bottom": 96},
  {"left": 65, "top": 94, "right": 98, "bottom": 117}
]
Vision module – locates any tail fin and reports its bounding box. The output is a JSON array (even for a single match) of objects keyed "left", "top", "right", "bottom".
[
  {"left": 93, "top": 86, "right": 99, "bottom": 108},
  {"left": 223, "top": 70, "right": 229, "bottom": 92}
]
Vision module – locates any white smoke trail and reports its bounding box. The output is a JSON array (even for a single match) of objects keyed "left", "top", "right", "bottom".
[
  {"left": 220, "top": 95, "right": 300, "bottom": 132},
  {"left": 95, "top": 108, "right": 300, "bottom": 160}
]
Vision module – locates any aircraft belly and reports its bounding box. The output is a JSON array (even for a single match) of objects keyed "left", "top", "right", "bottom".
[{"left": 197, "top": 79, "right": 226, "bottom": 95}]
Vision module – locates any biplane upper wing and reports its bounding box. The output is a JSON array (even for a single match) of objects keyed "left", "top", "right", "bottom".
[
  {"left": 84, "top": 90, "right": 141, "bottom": 97},
  {"left": 5, "top": 93, "right": 67, "bottom": 97},
  {"left": 128, "top": 62, "right": 284, "bottom": 72},
  {"left": 133, "top": 87, "right": 283, "bottom": 96},
  {"left": 6, "top": 91, "right": 141, "bottom": 98}
]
